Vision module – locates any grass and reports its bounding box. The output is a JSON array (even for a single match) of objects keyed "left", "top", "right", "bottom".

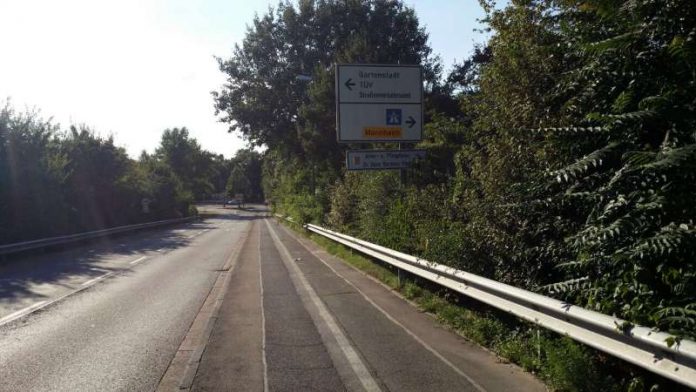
[{"left": 279, "top": 221, "right": 687, "bottom": 392}]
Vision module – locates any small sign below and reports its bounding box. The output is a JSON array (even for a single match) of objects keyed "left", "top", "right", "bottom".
[{"left": 346, "top": 149, "right": 426, "bottom": 171}]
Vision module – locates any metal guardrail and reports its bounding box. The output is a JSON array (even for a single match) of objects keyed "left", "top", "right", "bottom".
[
  {"left": 0, "top": 216, "right": 197, "bottom": 256},
  {"left": 293, "top": 221, "right": 696, "bottom": 388}
]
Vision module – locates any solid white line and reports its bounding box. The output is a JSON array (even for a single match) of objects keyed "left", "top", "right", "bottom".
[
  {"left": 295, "top": 234, "right": 488, "bottom": 392},
  {"left": 156, "top": 248, "right": 165, "bottom": 252},
  {"left": 0, "top": 301, "right": 48, "bottom": 325},
  {"left": 259, "top": 224, "right": 269, "bottom": 392},
  {"left": 129, "top": 256, "right": 147, "bottom": 265},
  {"left": 265, "top": 220, "right": 381, "bottom": 392}
]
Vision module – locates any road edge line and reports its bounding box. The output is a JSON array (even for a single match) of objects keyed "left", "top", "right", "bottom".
[
  {"left": 278, "top": 223, "right": 488, "bottom": 392},
  {"left": 259, "top": 223, "right": 269, "bottom": 392},
  {"left": 265, "top": 219, "right": 382, "bottom": 392}
]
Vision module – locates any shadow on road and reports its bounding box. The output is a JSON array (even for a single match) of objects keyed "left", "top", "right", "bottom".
[{"left": 0, "top": 210, "right": 262, "bottom": 304}]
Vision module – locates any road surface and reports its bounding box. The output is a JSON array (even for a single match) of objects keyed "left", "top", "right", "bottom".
[{"left": 0, "top": 206, "right": 544, "bottom": 391}]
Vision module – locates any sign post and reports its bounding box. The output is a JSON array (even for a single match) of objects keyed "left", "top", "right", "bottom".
[{"left": 336, "top": 64, "right": 423, "bottom": 143}]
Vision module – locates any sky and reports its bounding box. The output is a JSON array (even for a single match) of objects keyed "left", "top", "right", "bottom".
[{"left": 0, "top": 0, "right": 489, "bottom": 158}]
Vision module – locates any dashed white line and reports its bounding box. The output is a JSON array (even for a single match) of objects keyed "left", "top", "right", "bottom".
[
  {"left": 0, "top": 223, "right": 198, "bottom": 327},
  {"left": 0, "top": 301, "right": 48, "bottom": 325},
  {"left": 129, "top": 256, "right": 147, "bottom": 265},
  {"left": 81, "top": 273, "right": 113, "bottom": 287},
  {"left": 1, "top": 219, "right": 227, "bottom": 328},
  {"left": 186, "top": 229, "right": 209, "bottom": 239}
]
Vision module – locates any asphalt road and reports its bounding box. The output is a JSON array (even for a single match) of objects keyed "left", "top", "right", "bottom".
[
  {"left": 0, "top": 206, "right": 545, "bottom": 392},
  {"left": 0, "top": 205, "right": 256, "bottom": 392},
  {"left": 190, "top": 219, "right": 546, "bottom": 392}
]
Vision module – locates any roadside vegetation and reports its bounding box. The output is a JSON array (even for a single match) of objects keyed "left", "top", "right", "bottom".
[
  {"left": 217, "top": 0, "right": 696, "bottom": 390},
  {"left": 0, "top": 104, "right": 263, "bottom": 244}
]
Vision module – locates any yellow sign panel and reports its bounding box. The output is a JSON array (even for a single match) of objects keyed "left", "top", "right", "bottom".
[{"left": 363, "top": 127, "right": 402, "bottom": 138}]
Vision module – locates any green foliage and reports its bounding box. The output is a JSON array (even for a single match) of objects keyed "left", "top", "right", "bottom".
[
  {"left": 541, "top": 337, "right": 614, "bottom": 392},
  {"left": 155, "top": 127, "right": 224, "bottom": 200},
  {"left": 536, "top": 0, "right": 696, "bottom": 339},
  {"left": 226, "top": 148, "right": 263, "bottom": 202},
  {"left": 138, "top": 154, "right": 193, "bottom": 219},
  {"left": 223, "top": 0, "right": 696, "bottom": 388},
  {"left": 214, "top": 0, "right": 439, "bottom": 155},
  {"left": 217, "top": 0, "right": 441, "bottom": 221},
  {"left": 0, "top": 103, "right": 214, "bottom": 244}
]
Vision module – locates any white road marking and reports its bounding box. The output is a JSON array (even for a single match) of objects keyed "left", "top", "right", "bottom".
[
  {"left": 0, "top": 301, "right": 48, "bottom": 325},
  {"left": 184, "top": 226, "right": 212, "bottom": 239},
  {"left": 129, "top": 256, "right": 147, "bottom": 265},
  {"left": 297, "top": 235, "right": 488, "bottom": 392},
  {"left": 156, "top": 248, "right": 165, "bottom": 252},
  {"left": 0, "top": 220, "right": 204, "bottom": 328},
  {"left": 81, "top": 273, "right": 113, "bottom": 287},
  {"left": 259, "top": 225, "right": 269, "bottom": 392},
  {"left": 265, "top": 220, "right": 381, "bottom": 392}
]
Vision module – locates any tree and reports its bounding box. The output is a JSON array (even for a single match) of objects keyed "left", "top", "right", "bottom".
[
  {"left": 0, "top": 103, "right": 198, "bottom": 244},
  {"left": 215, "top": 0, "right": 440, "bottom": 219},
  {"left": 0, "top": 104, "right": 67, "bottom": 242},
  {"left": 155, "top": 127, "right": 216, "bottom": 200},
  {"left": 226, "top": 149, "right": 263, "bottom": 202},
  {"left": 57, "top": 126, "right": 132, "bottom": 230},
  {"left": 214, "top": 0, "right": 438, "bottom": 152},
  {"left": 138, "top": 152, "right": 193, "bottom": 218}
]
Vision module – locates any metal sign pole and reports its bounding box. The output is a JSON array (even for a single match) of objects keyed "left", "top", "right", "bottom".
[{"left": 399, "top": 143, "right": 406, "bottom": 185}]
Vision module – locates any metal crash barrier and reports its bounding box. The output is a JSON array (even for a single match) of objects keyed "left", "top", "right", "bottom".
[
  {"left": 272, "top": 218, "right": 696, "bottom": 388},
  {"left": 0, "top": 217, "right": 197, "bottom": 256}
]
